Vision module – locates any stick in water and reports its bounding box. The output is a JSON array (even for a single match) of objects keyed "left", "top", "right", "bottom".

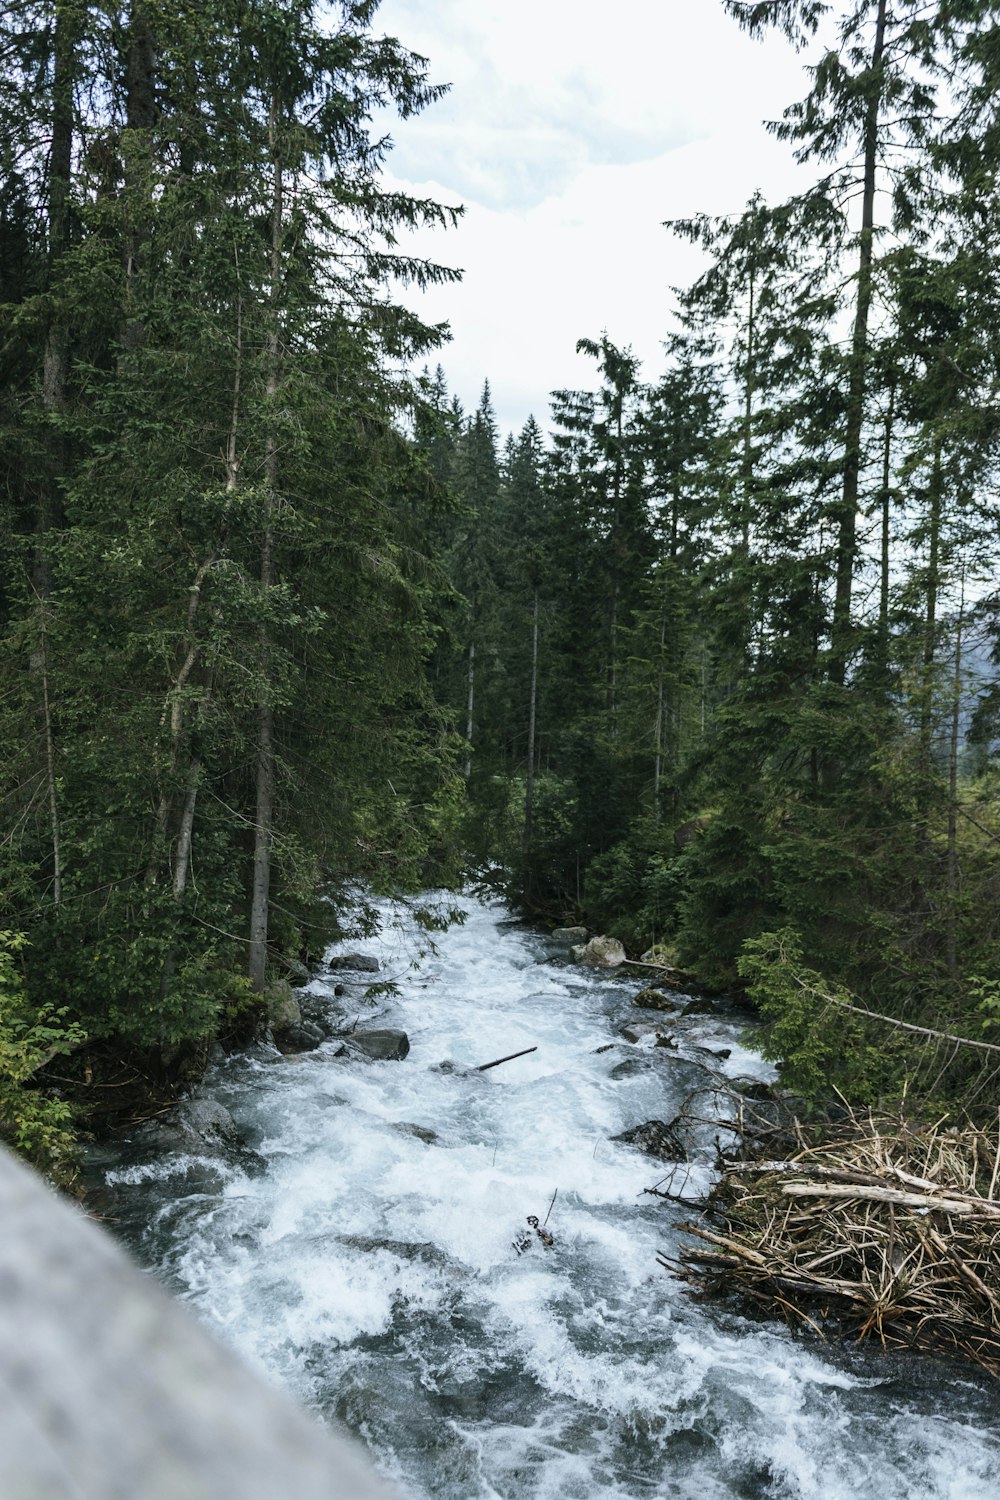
[
  {"left": 543, "top": 1188, "right": 558, "bottom": 1227},
  {"left": 476, "top": 1046, "right": 538, "bottom": 1072}
]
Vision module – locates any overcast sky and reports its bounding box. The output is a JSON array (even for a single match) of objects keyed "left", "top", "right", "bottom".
[{"left": 373, "top": 1, "right": 817, "bottom": 437}]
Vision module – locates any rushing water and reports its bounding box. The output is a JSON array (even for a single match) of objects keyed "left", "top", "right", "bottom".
[{"left": 93, "top": 895, "right": 1000, "bottom": 1499}]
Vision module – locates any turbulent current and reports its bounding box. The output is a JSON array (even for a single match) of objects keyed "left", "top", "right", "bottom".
[{"left": 94, "top": 895, "right": 1000, "bottom": 1499}]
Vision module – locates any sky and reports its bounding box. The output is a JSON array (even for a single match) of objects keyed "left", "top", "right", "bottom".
[{"left": 372, "top": 0, "right": 818, "bottom": 437}]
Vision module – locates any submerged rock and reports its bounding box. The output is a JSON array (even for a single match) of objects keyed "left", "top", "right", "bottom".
[
  {"left": 609, "top": 1056, "right": 656, "bottom": 1079},
  {"left": 430, "top": 1059, "right": 478, "bottom": 1077},
  {"left": 612, "top": 1118, "right": 688, "bottom": 1161},
  {"left": 634, "top": 986, "right": 680, "bottom": 1012},
  {"left": 392, "top": 1122, "right": 439, "bottom": 1143},
  {"left": 346, "top": 1029, "right": 410, "bottom": 1061},
  {"left": 621, "top": 1022, "right": 673, "bottom": 1044},
  {"left": 328, "top": 953, "right": 381, "bottom": 973},
  {"left": 572, "top": 935, "right": 626, "bottom": 967},
  {"left": 680, "top": 997, "right": 715, "bottom": 1017}
]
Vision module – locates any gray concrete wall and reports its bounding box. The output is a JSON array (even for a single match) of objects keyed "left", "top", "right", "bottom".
[{"left": 0, "top": 1145, "right": 403, "bottom": 1500}]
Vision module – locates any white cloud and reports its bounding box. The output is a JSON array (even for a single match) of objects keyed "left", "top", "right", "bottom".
[{"left": 372, "top": 0, "right": 817, "bottom": 433}]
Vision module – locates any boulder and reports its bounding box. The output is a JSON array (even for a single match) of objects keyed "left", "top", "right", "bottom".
[
  {"left": 571, "top": 935, "right": 626, "bottom": 967},
  {"left": 612, "top": 1118, "right": 687, "bottom": 1161},
  {"left": 621, "top": 1022, "right": 672, "bottom": 1044},
  {"left": 552, "top": 926, "right": 588, "bottom": 944},
  {"left": 328, "top": 953, "right": 380, "bottom": 974},
  {"left": 346, "top": 1029, "right": 410, "bottom": 1061},
  {"left": 392, "top": 1122, "right": 438, "bottom": 1144},
  {"left": 265, "top": 980, "right": 301, "bottom": 1033},
  {"left": 609, "top": 1057, "right": 655, "bottom": 1080},
  {"left": 633, "top": 986, "right": 679, "bottom": 1013},
  {"left": 281, "top": 1022, "right": 324, "bottom": 1053},
  {"left": 136, "top": 1097, "right": 244, "bottom": 1152},
  {"left": 680, "top": 997, "right": 715, "bottom": 1017}
]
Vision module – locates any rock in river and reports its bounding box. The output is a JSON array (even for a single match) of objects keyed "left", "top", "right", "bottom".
[
  {"left": 571, "top": 935, "right": 626, "bottom": 967},
  {"left": 328, "top": 953, "right": 381, "bottom": 973},
  {"left": 552, "top": 925, "right": 589, "bottom": 944},
  {"left": 612, "top": 1118, "right": 688, "bottom": 1161},
  {"left": 633, "top": 986, "right": 679, "bottom": 1012},
  {"left": 346, "top": 1029, "right": 410, "bottom": 1061}
]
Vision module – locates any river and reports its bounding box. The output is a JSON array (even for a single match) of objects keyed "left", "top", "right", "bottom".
[{"left": 92, "top": 894, "right": 1000, "bottom": 1499}]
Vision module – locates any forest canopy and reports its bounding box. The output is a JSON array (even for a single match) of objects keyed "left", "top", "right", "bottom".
[{"left": 3, "top": 0, "right": 1000, "bottom": 1178}]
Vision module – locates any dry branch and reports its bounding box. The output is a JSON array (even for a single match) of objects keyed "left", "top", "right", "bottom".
[{"left": 664, "top": 1105, "right": 1000, "bottom": 1377}]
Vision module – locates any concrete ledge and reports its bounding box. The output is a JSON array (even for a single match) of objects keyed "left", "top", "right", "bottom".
[{"left": 0, "top": 1145, "right": 401, "bottom": 1500}]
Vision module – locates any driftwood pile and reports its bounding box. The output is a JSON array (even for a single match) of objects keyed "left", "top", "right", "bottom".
[{"left": 659, "top": 1103, "right": 1000, "bottom": 1376}]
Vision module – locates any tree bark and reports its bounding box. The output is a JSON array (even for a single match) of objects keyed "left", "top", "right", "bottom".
[
  {"left": 464, "top": 587, "right": 476, "bottom": 780},
  {"left": 877, "top": 379, "right": 896, "bottom": 670},
  {"left": 919, "top": 438, "right": 943, "bottom": 775},
  {"left": 523, "top": 588, "right": 539, "bottom": 859},
  {"left": 121, "top": 3, "right": 156, "bottom": 354},
  {"left": 830, "top": 0, "right": 887, "bottom": 684},
  {"left": 31, "top": 2, "right": 77, "bottom": 904},
  {"left": 248, "top": 92, "right": 283, "bottom": 993},
  {"left": 946, "top": 583, "right": 964, "bottom": 985}
]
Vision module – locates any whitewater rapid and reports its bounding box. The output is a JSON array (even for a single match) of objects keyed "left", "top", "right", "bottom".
[{"left": 95, "top": 895, "right": 1000, "bottom": 1499}]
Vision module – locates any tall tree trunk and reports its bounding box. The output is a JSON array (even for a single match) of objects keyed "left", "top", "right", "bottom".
[
  {"left": 32, "top": 1, "right": 77, "bottom": 904},
  {"left": 464, "top": 587, "right": 476, "bottom": 780},
  {"left": 919, "top": 438, "right": 943, "bottom": 775},
  {"left": 945, "top": 582, "right": 964, "bottom": 987},
  {"left": 523, "top": 588, "right": 539, "bottom": 861},
  {"left": 121, "top": 3, "right": 156, "bottom": 354},
  {"left": 877, "top": 380, "right": 896, "bottom": 670},
  {"left": 830, "top": 0, "right": 887, "bottom": 684},
  {"left": 36, "top": 606, "right": 63, "bottom": 905},
  {"left": 248, "top": 94, "right": 283, "bottom": 994},
  {"left": 741, "top": 259, "right": 756, "bottom": 560}
]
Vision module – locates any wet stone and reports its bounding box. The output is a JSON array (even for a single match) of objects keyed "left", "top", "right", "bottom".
[
  {"left": 612, "top": 1119, "right": 688, "bottom": 1161},
  {"left": 346, "top": 1029, "right": 410, "bottom": 1061},
  {"left": 680, "top": 998, "right": 715, "bottom": 1017},
  {"left": 392, "top": 1122, "right": 439, "bottom": 1143},
  {"left": 327, "top": 953, "right": 381, "bottom": 973},
  {"left": 634, "top": 987, "right": 680, "bottom": 1012}
]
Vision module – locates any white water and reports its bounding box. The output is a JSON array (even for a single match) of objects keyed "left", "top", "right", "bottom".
[{"left": 98, "top": 895, "right": 1000, "bottom": 1499}]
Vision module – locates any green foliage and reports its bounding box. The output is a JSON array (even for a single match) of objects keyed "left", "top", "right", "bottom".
[
  {"left": 738, "top": 928, "right": 905, "bottom": 1107},
  {"left": 0, "top": 934, "right": 83, "bottom": 1186}
]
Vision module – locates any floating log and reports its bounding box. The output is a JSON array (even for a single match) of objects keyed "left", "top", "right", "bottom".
[{"left": 477, "top": 1046, "right": 538, "bottom": 1071}]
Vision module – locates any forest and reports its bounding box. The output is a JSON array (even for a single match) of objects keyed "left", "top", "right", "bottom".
[{"left": 3, "top": 0, "right": 1000, "bottom": 1184}]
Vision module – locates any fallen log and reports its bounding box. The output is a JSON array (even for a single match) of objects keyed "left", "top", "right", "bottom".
[
  {"left": 477, "top": 1046, "right": 537, "bottom": 1072},
  {"left": 779, "top": 1181, "right": 1000, "bottom": 1218}
]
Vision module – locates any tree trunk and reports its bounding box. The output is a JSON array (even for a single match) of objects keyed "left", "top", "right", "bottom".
[
  {"left": 121, "top": 3, "right": 156, "bottom": 354},
  {"left": 37, "top": 608, "right": 62, "bottom": 905},
  {"left": 830, "top": 0, "right": 887, "bottom": 684},
  {"left": 946, "top": 581, "right": 964, "bottom": 986},
  {"left": 248, "top": 92, "right": 283, "bottom": 993},
  {"left": 919, "top": 438, "right": 943, "bottom": 775},
  {"left": 31, "top": 1, "right": 76, "bottom": 904},
  {"left": 877, "top": 380, "right": 896, "bottom": 670},
  {"left": 464, "top": 587, "right": 476, "bottom": 779},
  {"left": 523, "top": 588, "right": 539, "bottom": 859}
]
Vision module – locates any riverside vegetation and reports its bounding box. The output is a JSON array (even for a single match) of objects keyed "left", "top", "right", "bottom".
[{"left": 4, "top": 0, "right": 1000, "bottom": 1271}]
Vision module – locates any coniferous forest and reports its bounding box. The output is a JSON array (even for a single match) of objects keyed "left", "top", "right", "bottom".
[{"left": 4, "top": 0, "right": 1000, "bottom": 1182}]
